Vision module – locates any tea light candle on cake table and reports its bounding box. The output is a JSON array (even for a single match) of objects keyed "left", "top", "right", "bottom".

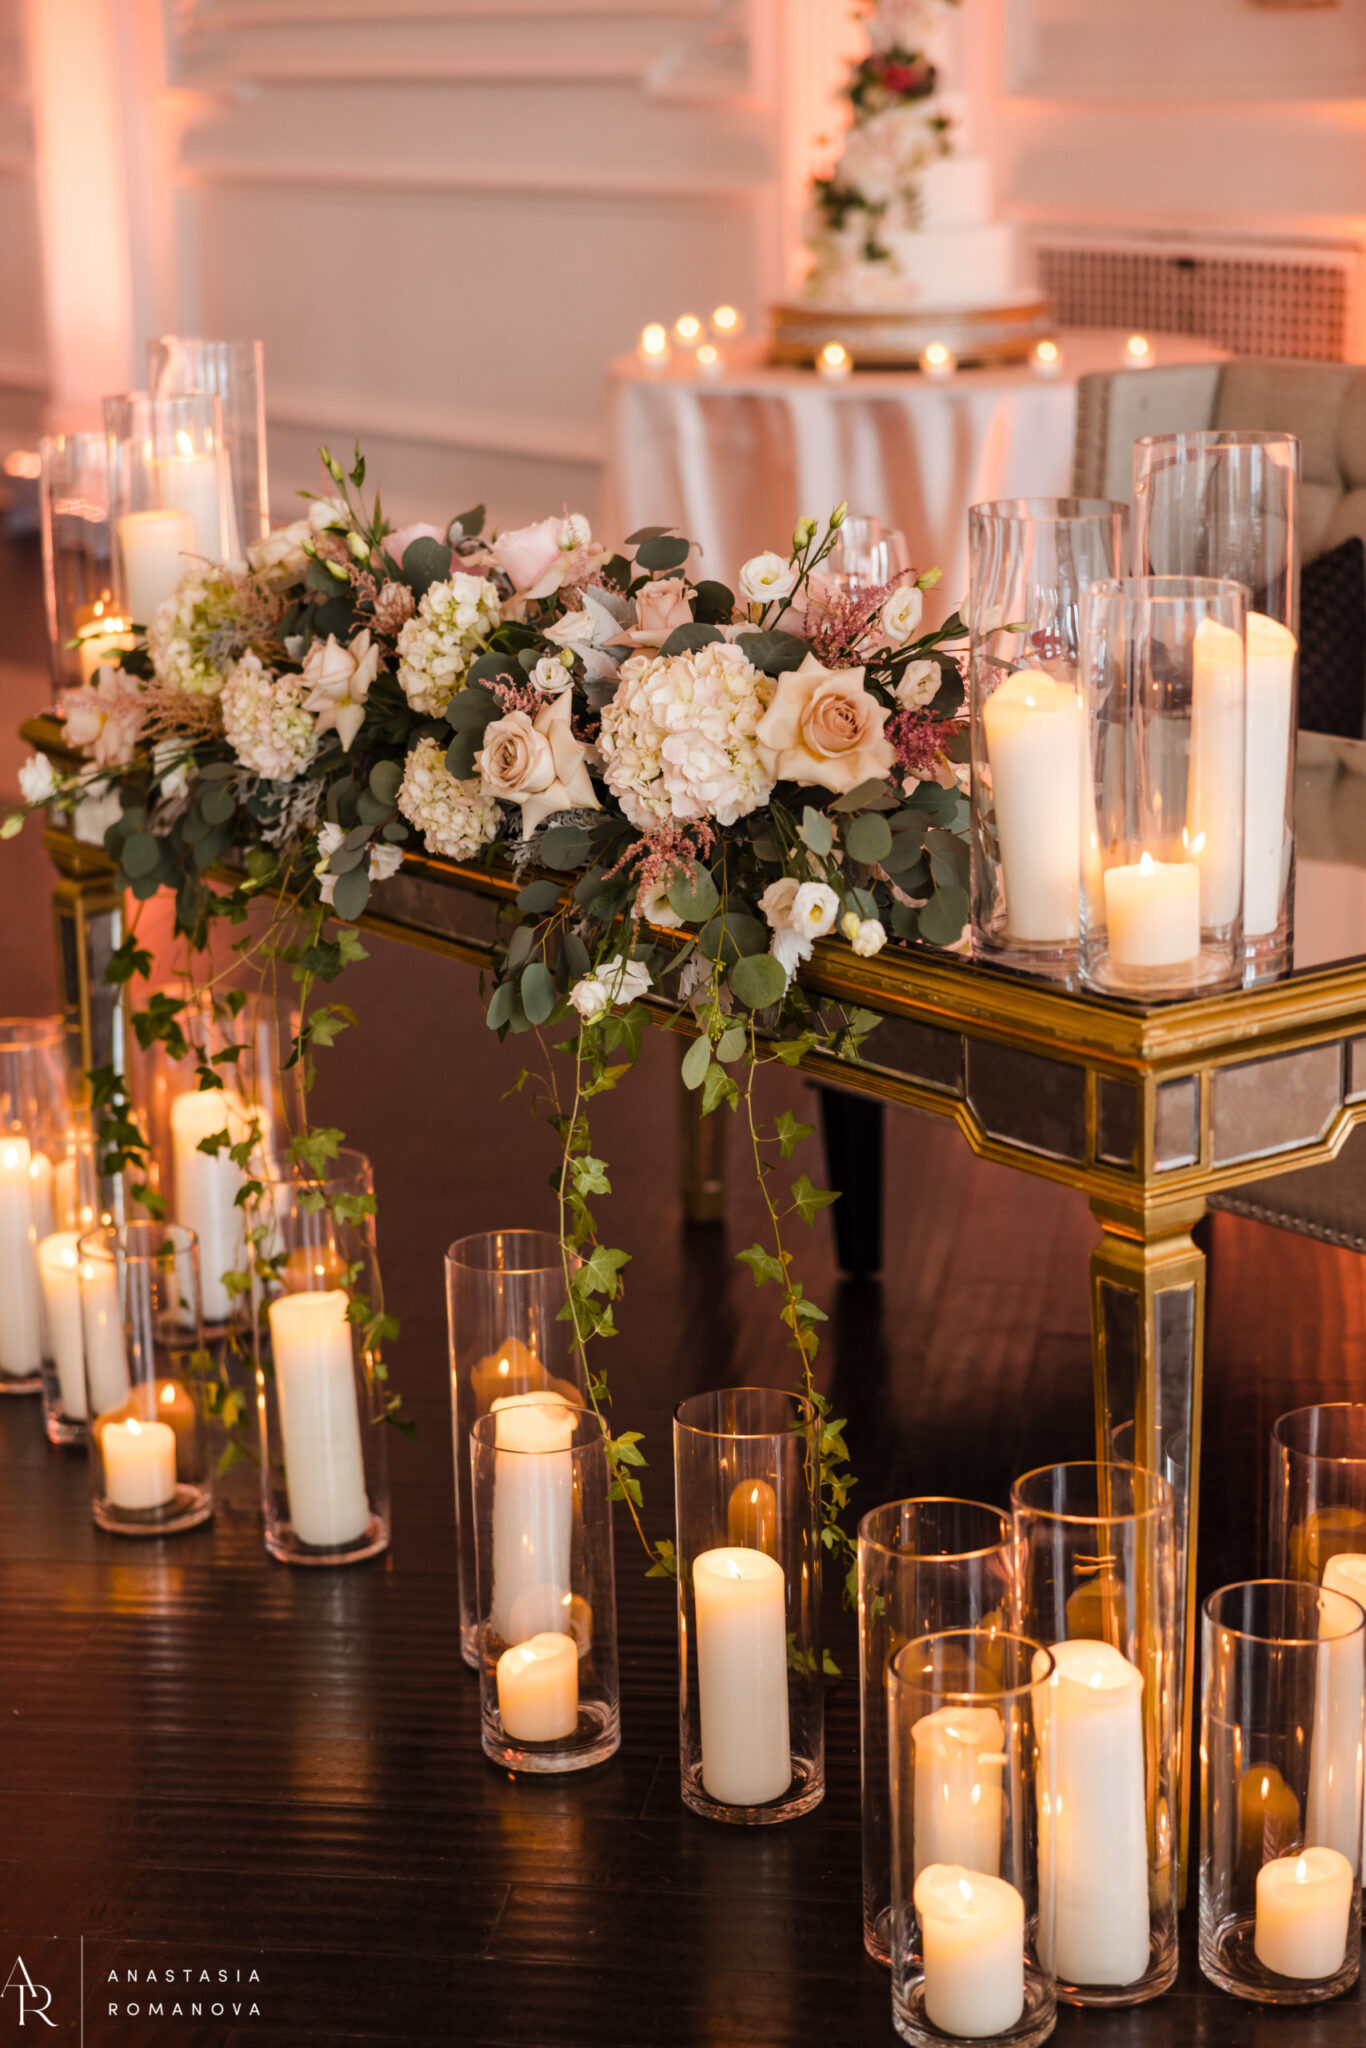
[
  {"left": 497, "top": 1630, "right": 578, "bottom": 1743},
  {"left": 920, "top": 342, "right": 956, "bottom": 382},
  {"left": 1254, "top": 1849, "right": 1353, "bottom": 1981},
  {"left": 694, "top": 343, "right": 724, "bottom": 378},
  {"left": 1032, "top": 338, "right": 1062, "bottom": 379},
  {"left": 913, "top": 1865, "right": 1026, "bottom": 2038},
  {"left": 817, "top": 342, "right": 852, "bottom": 382},
  {"left": 672, "top": 313, "right": 703, "bottom": 353},
  {"left": 709, "top": 304, "right": 744, "bottom": 341},
  {"left": 692, "top": 1545, "right": 791, "bottom": 1807},
  {"left": 102, "top": 1415, "right": 177, "bottom": 1511}
]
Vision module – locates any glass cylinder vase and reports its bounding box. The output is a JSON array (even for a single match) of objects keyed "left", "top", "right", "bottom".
[
  {"left": 968, "top": 497, "right": 1128, "bottom": 975},
  {"left": 673, "top": 1387, "right": 822, "bottom": 1824},
  {"left": 39, "top": 431, "right": 133, "bottom": 690},
  {"left": 889, "top": 1630, "right": 1058, "bottom": 2048},
  {"left": 1200, "top": 1580, "right": 1363, "bottom": 2004},
  {"left": 859, "top": 1498, "right": 1015, "bottom": 1965},
  {"left": 471, "top": 1399, "right": 620, "bottom": 1772},
  {"left": 36, "top": 1118, "right": 107, "bottom": 1446},
  {"left": 77, "top": 1222, "right": 214, "bottom": 1536},
  {"left": 253, "top": 1152, "right": 390, "bottom": 1566},
  {"left": 0, "top": 1017, "right": 76, "bottom": 1397},
  {"left": 1079, "top": 575, "right": 1248, "bottom": 998},
  {"left": 1010, "top": 1460, "right": 1178, "bottom": 2004},
  {"left": 446, "top": 1230, "right": 585, "bottom": 1667},
  {"left": 135, "top": 988, "right": 300, "bottom": 1329},
  {"left": 148, "top": 336, "right": 269, "bottom": 550},
  {"left": 1271, "top": 1404, "right": 1366, "bottom": 1590},
  {"left": 104, "top": 391, "right": 234, "bottom": 624},
  {"left": 1133, "top": 431, "right": 1299, "bottom": 980}
]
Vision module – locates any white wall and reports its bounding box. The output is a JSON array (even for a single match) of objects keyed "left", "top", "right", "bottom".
[{"left": 0, "top": 0, "right": 47, "bottom": 445}]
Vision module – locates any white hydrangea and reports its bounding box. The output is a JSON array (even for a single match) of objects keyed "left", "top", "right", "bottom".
[
  {"left": 146, "top": 564, "right": 251, "bottom": 697},
  {"left": 395, "top": 573, "right": 501, "bottom": 716},
  {"left": 396, "top": 736, "right": 501, "bottom": 861},
  {"left": 221, "top": 654, "right": 318, "bottom": 782},
  {"left": 598, "top": 641, "right": 774, "bottom": 831}
]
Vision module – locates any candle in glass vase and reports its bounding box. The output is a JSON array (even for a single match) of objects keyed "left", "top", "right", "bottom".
[
  {"left": 37, "top": 1232, "right": 88, "bottom": 1417},
  {"left": 913, "top": 1864, "right": 1025, "bottom": 2038},
  {"left": 1310, "top": 1553, "right": 1366, "bottom": 1863},
  {"left": 1186, "top": 616, "right": 1245, "bottom": 929},
  {"left": 117, "top": 507, "right": 195, "bottom": 624},
  {"left": 1035, "top": 1638, "right": 1149, "bottom": 1987},
  {"left": 490, "top": 1392, "right": 575, "bottom": 1644},
  {"left": 1244, "top": 613, "right": 1298, "bottom": 941},
  {"left": 1255, "top": 1848, "right": 1353, "bottom": 1981},
  {"left": 267, "top": 1288, "right": 370, "bottom": 1551},
  {"left": 981, "top": 670, "right": 1084, "bottom": 944},
  {"left": 77, "top": 1250, "right": 133, "bottom": 1415},
  {"left": 496, "top": 1630, "right": 579, "bottom": 1743},
  {"left": 102, "top": 1415, "right": 177, "bottom": 1510},
  {"left": 692, "top": 1545, "right": 791, "bottom": 1808},
  {"left": 1103, "top": 853, "right": 1200, "bottom": 973},
  {"left": 913, "top": 1705, "right": 1006, "bottom": 1880},
  {"left": 75, "top": 603, "right": 136, "bottom": 687},
  {"left": 0, "top": 1136, "right": 42, "bottom": 1380},
  {"left": 170, "top": 1087, "right": 270, "bottom": 1324},
  {"left": 152, "top": 432, "right": 225, "bottom": 559},
  {"left": 1238, "top": 1764, "right": 1302, "bottom": 1892},
  {"left": 727, "top": 1478, "right": 777, "bottom": 1553}
]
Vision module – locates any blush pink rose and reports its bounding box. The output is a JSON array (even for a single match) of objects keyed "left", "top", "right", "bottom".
[
  {"left": 492, "top": 517, "right": 565, "bottom": 601},
  {"left": 60, "top": 669, "right": 147, "bottom": 767},
  {"left": 607, "top": 576, "right": 694, "bottom": 649},
  {"left": 755, "top": 651, "right": 895, "bottom": 795}
]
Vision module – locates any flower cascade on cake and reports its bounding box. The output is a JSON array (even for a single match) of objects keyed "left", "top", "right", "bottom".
[{"left": 804, "top": 0, "right": 1019, "bottom": 313}]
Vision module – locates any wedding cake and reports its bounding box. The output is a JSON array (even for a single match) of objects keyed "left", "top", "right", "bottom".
[{"left": 771, "top": 0, "right": 1049, "bottom": 366}]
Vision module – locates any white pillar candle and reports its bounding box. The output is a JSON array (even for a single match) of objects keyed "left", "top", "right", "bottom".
[
  {"left": 267, "top": 1288, "right": 370, "bottom": 1550},
  {"left": 1186, "top": 615, "right": 1245, "bottom": 929},
  {"left": 1036, "top": 1638, "right": 1150, "bottom": 1987},
  {"left": 29, "top": 1150, "right": 55, "bottom": 1352},
  {"left": 170, "top": 1087, "right": 269, "bottom": 1324},
  {"left": 496, "top": 1630, "right": 579, "bottom": 1743},
  {"left": 77, "top": 1250, "right": 133, "bottom": 1415},
  {"left": 117, "top": 507, "right": 195, "bottom": 624},
  {"left": 102, "top": 1415, "right": 177, "bottom": 1510},
  {"left": 1244, "top": 612, "right": 1297, "bottom": 940},
  {"left": 0, "top": 1136, "right": 42, "bottom": 1378},
  {"left": 1103, "top": 853, "right": 1201, "bottom": 971},
  {"left": 77, "top": 621, "right": 136, "bottom": 686},
  {"left": 981, "top": 670, "right": 1084, "bottom": 944},
  {"left": 1254, "top": 1848, "right": 1354, "bottom": 1980},
  {"left": 1313, "top": 1552, "right": 1366, "bottom": 1860},
  {"left": 152, "top": 443, "right": 225, "bottom": 560},
  {"left": 37, "top": 1231, "right": 87, "bottom": 1417},
  {"left": 913, "top": 1705, "right": 1006, "bottom": 1880},
  {"left": 692, "top": 1544, "right": 791, "bottom": 1808},
  {"left": 913, "top": 1864, "right": 1026, "bottom": 2039},
  {"left": 490, "top": 1391, "right": 575, "bottom": 1645}
]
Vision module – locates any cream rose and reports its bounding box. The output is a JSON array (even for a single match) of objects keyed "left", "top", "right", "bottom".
[
  {"left": 881, "top": 584, "right": 924, "bottom": 645},
  {"left": 608, "top": 576, "right": 694, "bottom": 650},
  {"left": 301, "top": 629, "right": 381, "bottom": 751},
  {"left": 475, "top": 690, "right": 600, "bottom": 836},
  {"left": 755, "top": 651, "right": 895, "bottom": 795},
  {"left": 738, "top": 552, "right": 797, "bottom": 606},
  {"left": 531, "top": 654, "right": 574, "bottom": 695}
]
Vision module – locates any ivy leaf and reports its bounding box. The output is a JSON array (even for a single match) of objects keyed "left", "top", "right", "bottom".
[
  {"left": 799, "top": 806, "right": 833, "bottom": 856},
  {"left": 729, "top": 951, "right": 786, "bottom": 1011},
  {"left": 774, "top": 1109, "right": 814, "bottom": 1158},
  {"left": 701, "top": 1063, "right": 738, "bottom": 1114},
  {"left": 791, "top": 1174, "right": 839, "bottom": 1224},
  {"left": 667, "top": 867, "right": 719, "bottom": 923},
  {"left": 844, "top": 811, "right": 893, "bottom": 866},
  {"left": 646, "top": 1538, "right": 679, "bottom": 1578},
  {"left": 578, "top": 1244, "right": 630, "bottom": 1297},
  {"left": 520, "top": 961, "right": 556, "bottom": 1026},
  {"left": 737, "top": 1243, "right": 785, "bottom": 1288},
  {"left": 681, "top": 1034, "right": 710, "bottom": 1092}
]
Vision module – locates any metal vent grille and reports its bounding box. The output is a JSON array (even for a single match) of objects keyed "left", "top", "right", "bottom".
[{"left": 1035, "top": 240, "right": 1359, "bottom": 361}]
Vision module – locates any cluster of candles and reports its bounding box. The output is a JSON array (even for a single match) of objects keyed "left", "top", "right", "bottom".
[{"left": 635, "top": 305, "right": 746, "bottom": 378}]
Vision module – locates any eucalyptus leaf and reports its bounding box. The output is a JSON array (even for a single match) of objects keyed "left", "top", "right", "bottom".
[
  {"left": 539, "top": 826, "right": 590, "bottom": 871},
  {"left": 681, "top": 1034, "right": 711, "bottom": 1091},
  {"left": 520, "top": 961, "right": 556, "bottom": 1026},
  {"left": 716, "top": 1024, "right": 747, "bottom": 1064},
  {"left": 890, "top": 899, "right": 921, "bottom": 941},
  {"left": 659, "top": 623, "right": 722, "bottom": 657},
  {"left": 450, "top": 504, "right": 485, "bottom": 539},
  {"left": 623, "top": 525, "right": 674, "bottom": 545},
  {"left": 736, "top": 629, "right": 810, "bottom": 676},
  {"left": 381, "top": 821, "right": 409, "bottom": 843},
  {"left": 799, "top": 807, "right": 833, "bottom": 857},
  {"left": 844, "top": 811, "right": 893, "bottom": 866},
  {"left": 831, "top": 777, "right": 897, "bottom": 814},
  {"left": 356, "top": 790, "right": 392, "bottom": 826},
  {"left": 666, "top": 867, "right": 719, "bottom": 923},
  {"left": 486, "top": 980, "right": 515, "bottom": 1030},
  {"left": 730, "top": 952, "right": 787, "bottom": 1011},
  {"left": 369, "top": 759, "right": 403, "bottom": 804},
  {"left": 402, "top": 536, "right": 453, "bottom": 598},
  {"left": 698, "top": 912, "right": 767, "bottom": 965},
  {"left": 331, "top": 864, "right": 371, "bottom": 923},
  {"left": 463, "top": 652, "right": 521, "bottom": 695},
  {"left": 120, "top": 832, "right": 161, "bottom": 878},
  {"left": 882, "top": 842, "right": 929, "bottom": 888},
  {"left": 313, "top": 596, "right": 354, "bottom": 640},
  {"left": 926, "top": 826, "right": 971, "bottom": 892},
  {"left": 445, "top": 731, "right": 480, "bottom": 778},
  {"left": 446, "top": 683, "right": 499, "bottom": 732},
  {"left": 635, "top": 535, "right": 690, "bottom": 573},
  {"left": 505, "top": 926, "right": 536, "bottom": 972},
  {"left": 918, "top": 883, "right": 969, "bottom": 947},
  {"left": 692, "top": 579, "right": 735, "bottom": 624},
  {"left": 564, "top": 932, "right": 591, "bottom": 981},
  {"left": 516, "top": 879, "right": 563, "bottom": 914},
  {"left": 200, "top": 783, "right": 236, "bottom": 826},
  {"left": 326, "top": 845, "right": 365, "bottom": 876}
]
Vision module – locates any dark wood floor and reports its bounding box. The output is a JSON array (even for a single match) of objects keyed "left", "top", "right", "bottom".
[{"left": 2, "top": 529, "right": 1365, "bottom": 2042}]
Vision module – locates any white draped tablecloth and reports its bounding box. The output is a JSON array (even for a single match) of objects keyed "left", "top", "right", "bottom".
[{"left": 606, "top": 330, "right": 1227, "bottom": 613}]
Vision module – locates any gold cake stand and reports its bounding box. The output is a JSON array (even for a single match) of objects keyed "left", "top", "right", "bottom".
[{"left": 770, "top": 296, "right": 1055, "bottom": 369}]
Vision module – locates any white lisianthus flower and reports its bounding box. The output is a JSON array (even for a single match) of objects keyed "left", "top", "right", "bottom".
[
  {"left": 543, "top": 610, "right": 596, "bottom": 650},
  {"left": 18, "top": 754, "right": 56, "bottom": 805},
  {"left": 791, "top": 881, "right": 840, "bottom": 938},
  {"left": 395, "top": 573, "right": 501, "bottom": 716},
  {"left": 881, "top": 584, "right": 924, "bottom": 645},
  {"left": 894, "top": 659, "right": 941, "bottom": 711},
  {"left": 248, "top": 520, "right": 311, "bottom": 586},
  {"left": 851, "top": 917, "right": 887, "bottom": 957},
  {"left": 396, "top": 736, "right": 501, "bottom": 861},
  {"left": 369, "top": 842, "right": 404, "bottom": 883},
  {"left": 771, "top": 926, "right": 812, "bottom": 983},
  {"left": 308, "top": 497, "right": 349, "bottom": 533},
  {"left": 531, "top": 653, "right": 574, "bottom": 696},
  {"left": 738, "top": 552, "right": 797, "bottom": 606},
  {"left": 639, "top": 877, "right": 684, "bottom": 929},
  {"left": 72, "top": 786, "right": 123, "bottom": 846},
  {"left": 302, "top": 630, "right": 381, "bottom": 751},
  {"left": 598, "top": 642, "right": 774, "bottom": 830},
  {"left": 222, "top": 653, "right": 318, "bottom": 781},
  {"left": 760, "top": 874, "right": 814, "bottom": 985},
  {"left": 570, "top": 955, "right": 652, "bottom": 1020}
]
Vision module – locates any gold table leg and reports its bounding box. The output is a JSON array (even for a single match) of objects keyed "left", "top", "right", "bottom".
[{"left": 1090, "top": 1191, "right": 1207, "bottom": 1907}]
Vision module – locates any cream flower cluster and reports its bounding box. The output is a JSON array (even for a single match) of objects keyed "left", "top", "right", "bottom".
[
  {"left": 147, "top": 565, "right": 248, "bottom": 697},
  {"left": 396, "top": 736, "right": 501, "bottom": 861},
  {"left": 221, "top": 654, "right": 318, "bottom": 783},
  {"left": 395, "top": 574, "right": 501, "bottom": 716},
  {"left": 598, "top": 641, "right": 774, "bottom": 831},
  {"left": 315, "top": 822, "right": 405, "bottom": 905}
]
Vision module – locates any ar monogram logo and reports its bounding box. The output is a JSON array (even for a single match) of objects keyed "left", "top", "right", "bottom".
[{"left": 0, "top": 1959, "right": 55, "bottom": 2028}]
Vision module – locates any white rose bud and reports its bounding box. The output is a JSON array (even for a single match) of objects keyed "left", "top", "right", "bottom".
[
  {"left": 851, "top": 917, "right": 887, "bottom": 957},
  {"left": 531, "top": 653, "right": 574, "bottom": 695},
  {"left": 569, "top": 973, "right": 610, "bottom": 1021},
  {"left": 880, "top": 584, "right": 924, "bottom": 646},
  {"left": 738, "top": 552, "right": 798, "bottom": 605},
  {"left": 839, "top": 910, "right": 861, "bottom": 943}
]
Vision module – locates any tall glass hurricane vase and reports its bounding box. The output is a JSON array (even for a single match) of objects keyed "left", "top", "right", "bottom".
[
  {"left": 1133, "top": 432, "right": 1299, "bottom": 980},
  {"left": 858, "top": 1498, "right": 1015, "bottom": 1965},
  {"left": 104, "top": 391, "right": 234, "bottom": 625},
  {"left": 148, "top": 337, "right": 270, "bottom": 551},
  {"left": 968, "top": 498, "right": 1128, "bottom": 975},
  {"left": 1271, "top": 1404, "right": 1366, "bottom": 1590},
  {"left": 0, "top": 1018, "right": 76, "bottom": 1397},
  {"left": 674, "top": 1388, "right": 823, "bottom": 1824},
  {"left": 446, "top": 1231, "right": 585, "bottom": 1667},
  {"left": 1011, "top": 1460, "right": 1178, "bottom": 2005},
  {"left": 39, "top": 432, "right": 133, "bottom": 690}
]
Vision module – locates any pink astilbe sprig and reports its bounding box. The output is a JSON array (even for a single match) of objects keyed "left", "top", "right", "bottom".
[
  {"left": 490, "top": 679, "right": 543, "bottom": 719},
  {"left": 807, "top": 571, "right": 916, "bottom": 666},
  {"left": 603, "top": 818, "right": 718, "bottom": 917},
  {"left": 887, "top": 709, "right": 958, "bottom": 782}
]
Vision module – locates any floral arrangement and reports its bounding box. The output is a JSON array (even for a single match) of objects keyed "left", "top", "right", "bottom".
[
  {"left": 12, "top": 445, "right": 969, "bottom": 1594},
  {"left": 805, "top": 0, "right": 959, "bottom": 300}
]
